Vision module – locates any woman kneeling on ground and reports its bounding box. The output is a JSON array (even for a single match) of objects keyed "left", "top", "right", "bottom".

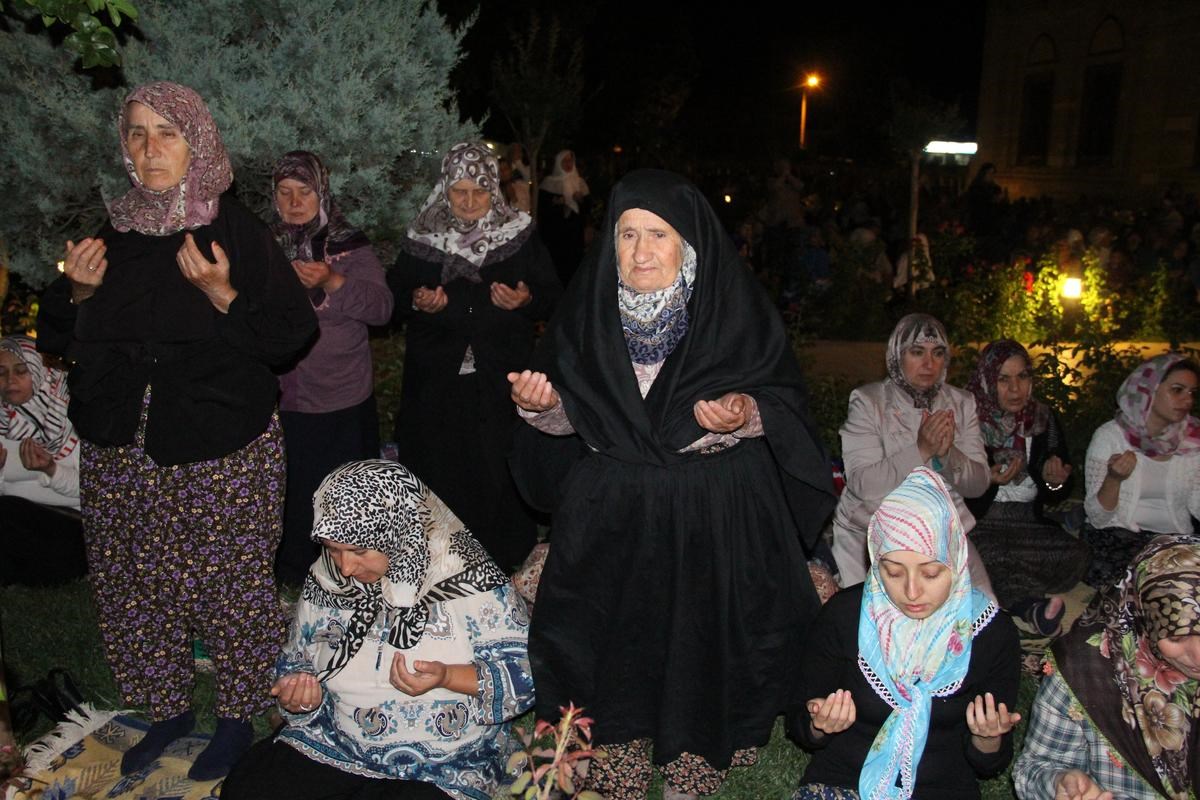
[
  {"left": 790, "top": 466, "right": 1020, "bottom": 800},
  {"left": 964, "top": 339, "right": 1090, "bottom": 635},
  {"left": 1014, "top": 535, "right": 1200, "bottom": 800},
  {"left": 222, "top": 460, "right": 534, "bottom": 800}
]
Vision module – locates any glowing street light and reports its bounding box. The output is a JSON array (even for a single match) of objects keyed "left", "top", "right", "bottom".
[
  {"left": 800, "top": 72, "right": 822, "bottom": 149},
  {"left": 1062, "top": 277, "right": 1082, "bottom": 298}
]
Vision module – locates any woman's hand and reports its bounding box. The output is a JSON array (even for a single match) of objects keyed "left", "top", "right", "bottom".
[
  {"left": 807, "top": 689, "right": 856, "bottom": 737},
  {"left": 412, "top": 286, "right": 448, "bottom": 314},
  {"left": 1042, "top": 455, "right": 1072, "bottom": 488},
  {"left": 1054, "top": 770, "right": 1113, "bottom": 800},
  {"left": 917, "top": 409, "right": 954, "bottom": 461},
  {"left": 271, "top": 672, "right": 323, "bottom": 714},
  {"left": 490, "top": 280, "right": 531, "bottom": 310},
  {"left": 966, "top": 692, "right": 1020, "bottom": 753},
  {"left": 1106, "top": 451, "right": 1137, "bottom": 482},
  {"left": 18, "top": 439, "right": 55, "bottom": 476},
  {"left": 989, "top": 455, "right": 1024, "bottom": 486},
  {"left": 63, "top": 238, "right": 108, "bottom": 303},
  {"left": 389, "top": 653, "right": 448, "bottom": 697},
  {"left": 693, "top": 392, "right": 751, "bottom": 434},
  {"left": 508, "top": 370, "right": 561, "bottom": 413},
  {"left": 177, "top": 234, "right": 238, "bottom": 312},
  {"left": 292, "top": 260, "right": 345, "bottom": 293}
]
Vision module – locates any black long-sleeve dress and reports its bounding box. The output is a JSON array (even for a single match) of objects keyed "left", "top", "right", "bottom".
[
  {"left": 388, "top": 229, "right": 560, "bottom": 570},
  {"left": 789, "top": 585, "right": 1020, "bottom": 800}
]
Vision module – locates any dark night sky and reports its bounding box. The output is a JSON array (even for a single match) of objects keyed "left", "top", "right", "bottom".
[{"left": 442, "top": 0, "right": 988, "bottom": 164}]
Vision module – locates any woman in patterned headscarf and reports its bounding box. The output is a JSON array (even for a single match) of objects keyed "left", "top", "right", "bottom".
[
  {"left": 1015, "top": 535, "right": 1200, "bottom": 800},
  {"left": 790, "top": 467, "right": 1020, "bottom": 800},
  {"left": 270, "top": 151, "right": 393, "bottom": 586},
  {"left": 830, "top": 313, "right": 991, "bottom": 587},
  {"left": 964, "top": 339, "right": 1090, "bottom": 635},
  {"left": 221, "top": 460, "right": 534, "bottom": 800},
  {"left": 1081, "top": 354, "right": 1200, "bottom": 588},
  {"left": 387, "top": 142, "right": 560, "bottom": 571},
  {"left": 0, "top": 335, "right": 86, "bottom": 586},
  {"left": 36, "top": 81, "right": 316, "bottom": 780}
]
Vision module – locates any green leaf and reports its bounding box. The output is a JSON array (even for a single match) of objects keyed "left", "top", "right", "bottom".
[
  {"left": 108, "top": 0, "right": 136, "bottom": 21},
  {"left": 508, "top": 772, "right": 531, "bottom": 793},
  {"left": 42, "top": 13, "right": 56, "bottom": 26},
  {"left": 505, "top": 751, "right": 528, "bottom": 773},
  {"left": 85, "top": 0, "right": 104, "bottom": 12},
  {"left": 577, "top": 792, "right": 605, "bottom": 800},
  {"left": 71, "top": 10, "right": 99, "bottom": 31}
]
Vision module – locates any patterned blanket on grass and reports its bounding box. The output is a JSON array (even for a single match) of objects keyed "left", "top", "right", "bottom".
[{"left": 3, "top": 706, "right": 222, "bottom": 800}]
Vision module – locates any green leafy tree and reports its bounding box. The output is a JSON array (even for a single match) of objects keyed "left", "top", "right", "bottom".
[
  {"left": 3, "top": 0, "right": 137, "bottom": 67},
  {"left": 1, "top": 0, "right": 476, "bottom": 286}
]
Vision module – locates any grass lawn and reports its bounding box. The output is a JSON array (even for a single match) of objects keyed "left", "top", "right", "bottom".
[{"left": 1, "top": 579, "right": 1038, "bottom": 799}]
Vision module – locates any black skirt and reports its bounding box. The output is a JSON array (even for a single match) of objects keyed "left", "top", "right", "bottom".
[{"left": 530, "top": 437, "right": 820, "bottom": 769}]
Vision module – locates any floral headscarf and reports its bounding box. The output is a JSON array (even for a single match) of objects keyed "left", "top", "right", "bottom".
[
  {"left": 858, "top": 467, "right": 995, "bottom": 800},
  {"left": 406, "top": 142, "right": 532, "bottom": 283},
  {"left": 0, "top": 336, "right": 77, "bottom": 459},
  {"left": 1115, "top": 354, "right": 1200, "bottom": 458},
  {"left": 270, "top": 150, "right": 368, "bottom": 262},
  {"left": 885, "top": 313, "right": 949, "bottom": 410},
  {"left": 617, "top": 237, "right": 698, "bottom": 365},
  {"left": 965, "top": 339, "right": 1050, "bottom": 481},
  {"left": 1057, "top": 536, "right": 1200, "bottom": 799},
  {"left": 108, "top": 82, "right": 233, "bottom": 236},
  {"left": 300, "top": 460, "right": 508, "bottom": 681}
]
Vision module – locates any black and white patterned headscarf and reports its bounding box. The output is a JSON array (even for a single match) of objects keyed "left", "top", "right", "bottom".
[
  {"left": 406, "top": 142, "right": 532, "bottom": 284},
  {"left": 302, "top": 460, "right": 508, "bottom": 681}
]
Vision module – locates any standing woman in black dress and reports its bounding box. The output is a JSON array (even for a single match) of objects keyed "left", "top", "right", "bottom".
[
  {"left": 388, "top": 142, "right": 560, "bottom": 571},
  {"left": 509, "top": 169, "right": 835, "bottom": 798}
]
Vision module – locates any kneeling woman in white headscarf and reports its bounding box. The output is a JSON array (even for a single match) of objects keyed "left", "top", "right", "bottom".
[
  {"left": 789, "top": 467, "right": 1020, "bottom": 800},
  {"left": 222, "top": 460, "right": 535, "bottom": 800}
]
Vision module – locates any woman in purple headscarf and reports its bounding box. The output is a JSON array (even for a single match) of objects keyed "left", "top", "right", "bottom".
[
  {"left": 1082, "top": 353, "right": 1200, "bottom": 588},
  {"left": 36, "top": 82, "right": 317, "bottom": 780},
  {"left": 270, "top": 151, "right": 393, "bottom": 586}
]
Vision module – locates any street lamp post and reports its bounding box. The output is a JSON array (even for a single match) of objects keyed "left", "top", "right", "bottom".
[{"left": 799, "top": 73, "right": 821, "bottom": 149}]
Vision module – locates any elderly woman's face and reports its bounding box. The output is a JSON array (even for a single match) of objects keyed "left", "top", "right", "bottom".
[
  {"left": 617, "top": 208, "right": 684, "bottom": 293},
  {"left": 448, "top": 179, "right": 492, "bottom": 223},
  {"left": 900, "top": 341, "right": 947, "bottom": 390},
  {"left": 125, "top": 101, "right": 191, "bottom": 192},
  {"left": 275, "top": 178, "right": 320, "bottom": 226},
  {"left": 323, "top": 540, "right": 389, "bottom": 583},
  {"left": 0, "top": 351, "right": 33, "bottom": 406}
]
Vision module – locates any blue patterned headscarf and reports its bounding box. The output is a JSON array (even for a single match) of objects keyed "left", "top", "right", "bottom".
[
  {"left": 617, "top": 238, "right": 698, "bottom": 365},
  {"left": 857, "top": 467, "right": 995, "bottom": 800}
]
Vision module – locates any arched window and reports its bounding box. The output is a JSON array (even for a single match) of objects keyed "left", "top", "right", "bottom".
[
  {"left": 1077, "top": 17, "right": 1124, "bottom": 166},
  {"left": 1018, "top": 35, "right": 1056, "bottom": 165}
]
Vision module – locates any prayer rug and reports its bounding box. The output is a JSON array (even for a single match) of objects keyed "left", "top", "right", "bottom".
[{"left": 3, "top": 705, "right": 223, "bottom": 800}]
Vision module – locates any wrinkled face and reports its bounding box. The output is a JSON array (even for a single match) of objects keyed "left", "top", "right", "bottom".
[
  {"left": 0, "top": 350, "right": 34, "bottom": 406},
  {"left": 878, "top": 549, "right": 953, "bottom": 620},
  {"left": 448, "top": 178, "right": 492, "bottom": 223},
  {"left": 1148, "top": 367, "right": 1198, "bottom": 432},
  {"left": 275, "top": 178, "right": 320, "bottom": 226},
  {"left": 901, "top": 342, "right": 947, "bottom": 391},
  {"left": 125, "top": 101, "right": 191, "bottom": 191},
  {"left": 616, "top": 208, "right": 684, "bottom": 293},
  {"left": 1157, "top": 634, "right": 1200, "bottom": 680},
  {"left": 996, "top": 354, "right": 1033, "bottom": 414},
  {"left": 323, "top": 540, "right": 389, "bottom": 584}
]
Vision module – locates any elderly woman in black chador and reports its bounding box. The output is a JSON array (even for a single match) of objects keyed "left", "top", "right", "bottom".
[{"left": 509, "top": 169, "right": 835, "bottom": 798}]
